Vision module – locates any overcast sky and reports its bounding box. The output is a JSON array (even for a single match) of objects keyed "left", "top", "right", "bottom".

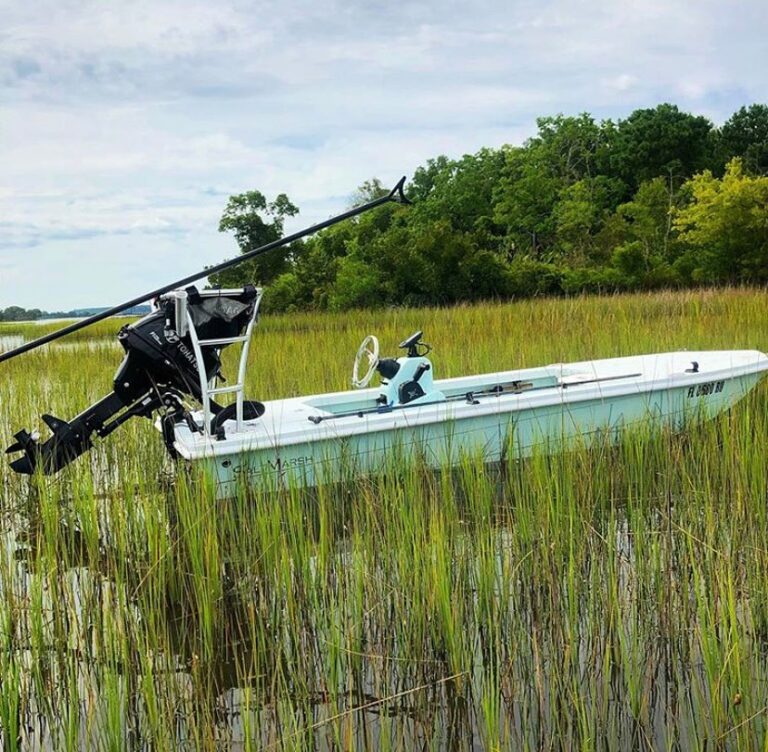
[{"left": 1, "top": 0, "right": 766, "bottom": 310}]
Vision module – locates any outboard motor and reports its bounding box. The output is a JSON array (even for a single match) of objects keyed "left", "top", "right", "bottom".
[{"left": 6, "top": 285, "right": 260, "bottom": 475}]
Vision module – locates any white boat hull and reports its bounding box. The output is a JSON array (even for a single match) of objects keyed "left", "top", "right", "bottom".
[{"left": 167, "top": 350, "right": 768, "bottom": 496}]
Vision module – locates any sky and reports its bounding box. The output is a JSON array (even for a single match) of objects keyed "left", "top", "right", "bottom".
[{"left": 1, "top": 0, "right": 766, "bottom": 310}]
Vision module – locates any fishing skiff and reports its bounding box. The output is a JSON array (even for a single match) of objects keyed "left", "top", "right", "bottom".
[{"left": 160, "top": 288, "right": 768, "bottom": 495}]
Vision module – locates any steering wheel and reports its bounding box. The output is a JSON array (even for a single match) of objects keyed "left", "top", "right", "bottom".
[{"left": 352, "top": 335, "right": 380, "bottom": 388}]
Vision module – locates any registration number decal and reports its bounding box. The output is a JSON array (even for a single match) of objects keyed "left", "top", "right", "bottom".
[{"left": 687, "top": 380, "right": 725, "bottom": 398}]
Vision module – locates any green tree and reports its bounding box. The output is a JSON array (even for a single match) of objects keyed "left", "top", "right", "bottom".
[
  {"left": 493, "top": 146, "right": 560, "bottom": 256},
  {"left": 408, "top": 156, "right": 451, "bottom": 202},
  {"left": 674, "top": 158, "right": 768, "bottom": 282},
  {"left": 328, "top": 256, "right": 383, "bottom": 310},
  {"left": 494, "top": 115, "right": 613, "bottom": 257},
  {"left": 291, "top": 229, "right": 350, "bottom": 309},
  {"left": 209, "top": 190, "right": 299, "bottom": 287},
  {"left": 607, "top": 177, "right": 681, "bottom": 278},
  {"left": 530, "top": 114, "right": 610, "bottom": 183},
  {"left": 552, "top": 176, "right": 624, "bottom": 262},
  {"left": 351, "top": 178, "right": 389, "bottom": 206},
  {"left": 0, "top": 306, "right": 30, "bottom": 321},
  {"left": 410, "top": 148, "right": 506, "bottom": 236},
  {"left": 608, "top": 104, "right": 714, "bottom": 193},
  {"left": 207, "top": 102, "right": 768, "bottom": 312},
  {"left": 261, "top": 272, "right": 302, "bottom": 313},
  {"left": 719, "top": 104, "right": 768, "bottom": 174}
]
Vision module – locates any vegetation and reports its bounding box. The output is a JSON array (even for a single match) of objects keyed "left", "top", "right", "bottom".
[
  {"left": 0, "top": 287, "right": 767, "bottom": 748},
  {"left": 211, "top": 103, "right": 768, "bottom": 312},
  {"left": 0, "top": 306, "right": 45, "bottom": 321},
  {"left": 0, "top": 305, "right": 150, "bottom": 322}
]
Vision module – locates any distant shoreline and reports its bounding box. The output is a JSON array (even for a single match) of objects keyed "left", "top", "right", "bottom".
[{"left": 0, "top": 313, "right": 145, "bottom": 326}]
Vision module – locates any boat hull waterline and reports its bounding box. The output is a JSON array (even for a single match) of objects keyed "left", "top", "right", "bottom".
[{"left": 166, "top": 350, "right": 768, "bottom": 496}]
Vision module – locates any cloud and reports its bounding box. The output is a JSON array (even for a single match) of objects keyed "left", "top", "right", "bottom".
[{"left": 0, "top": 0, "right": 765, "bottom": 308}]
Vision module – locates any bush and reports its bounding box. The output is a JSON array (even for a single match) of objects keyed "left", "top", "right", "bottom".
[
  {"left": 611, "top": 241, "right": 646, "bottom": 279},
  {"left": 328, "top": 257, "right": 383, "bottom": 311},
  {"left": 561, "top": 266, "right": 629, "bottom": 295},
  {"left": 260, "top": 273, "right": 303, "bottom": 313},
  {"left": 459, "top": 250, "right": 513, "bottom": 300},
  {"left": 641, "top": 262, "right": 683, "bottom": 289},
  {"left": 507, "top": 257, "right": 564, "bottom": 297}
]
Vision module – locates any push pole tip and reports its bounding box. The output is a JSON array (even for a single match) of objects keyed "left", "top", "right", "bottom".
[{"left": 388, "top": 176, "right": 411, "bottom": 204}]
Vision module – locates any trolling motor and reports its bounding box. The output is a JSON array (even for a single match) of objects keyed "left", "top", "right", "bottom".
[
  {"left": 2, "top": 176, "right": 410, "bottom": 477},
  {"left": 6, "top": 286, "right": 261, "bottom": 475}
]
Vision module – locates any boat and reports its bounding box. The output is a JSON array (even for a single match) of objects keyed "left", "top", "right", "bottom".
[
  {"left": 4, "top": 177, "right": 768, "bottom": 494},
  {"left": 162, "top": 285, "right": 768, "bottom": 494}
]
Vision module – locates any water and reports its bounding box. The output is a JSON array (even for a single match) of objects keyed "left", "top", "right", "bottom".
[
  {"left": 0, "top": 335, "right": 24, "bottom": 352},
  {"left": 0, "top": 334, "right": 119, "bottom": 354},
  {"left": 1, "top": 475, "right": 765, "bottom": 750}
]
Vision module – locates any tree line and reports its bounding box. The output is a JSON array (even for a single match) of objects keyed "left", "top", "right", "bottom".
[
  {"left": 0, "top": 306, "right": 45, "bottom": 322},
  {"left": 0, "top": 305, "right": 151, "bottom": 322},
  {"left": 210, "top": 103, "right": 768, "bottom": 311}
]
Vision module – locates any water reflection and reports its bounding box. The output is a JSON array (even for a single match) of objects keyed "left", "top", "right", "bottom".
[
  {"left": 0, "top": 335, "right": 118, "bottom": 354},
  {"left": 0, "top": 334, "right": 25, "bottom": 352}
]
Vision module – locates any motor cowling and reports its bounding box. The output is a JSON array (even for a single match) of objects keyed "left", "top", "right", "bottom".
[{"left": 113, "top": 307, "right": 216, "bottom": 406}]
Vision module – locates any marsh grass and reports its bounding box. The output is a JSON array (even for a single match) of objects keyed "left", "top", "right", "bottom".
[{"left": 1, "top": 287, "right": 767, "bottom": 749}]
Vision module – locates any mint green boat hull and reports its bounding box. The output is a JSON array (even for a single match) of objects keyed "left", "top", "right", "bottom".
[{"left": 169, "top": 351, "right": 767, "bottom": 497}]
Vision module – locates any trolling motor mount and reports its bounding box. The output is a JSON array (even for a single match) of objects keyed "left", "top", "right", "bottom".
[{"left": 6, "top": 286, "right": 262, "bottom": 475}]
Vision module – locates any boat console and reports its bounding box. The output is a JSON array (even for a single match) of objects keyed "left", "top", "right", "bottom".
[{"left": 352, "top": 330, "right": 446, "bottom": 407}]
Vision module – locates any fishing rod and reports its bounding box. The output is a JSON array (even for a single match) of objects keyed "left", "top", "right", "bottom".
[
  {"left": 0, "top": 176, "right": 409, "bottom": 365},
  {"left": 306, "top": 372, "right": 643, "bottom": 424},
  {"left": 304, "top": 386, "right": 527, "bottom": 424}
]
